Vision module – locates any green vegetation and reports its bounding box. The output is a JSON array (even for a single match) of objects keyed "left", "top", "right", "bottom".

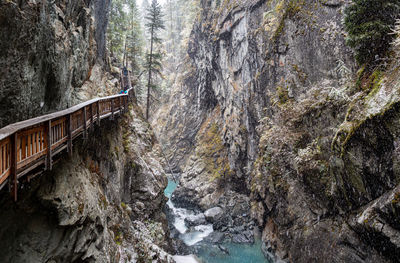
[
  {"left": 365, "top": 70, "right": 384, "bottom": 97},
  {"left": 108, "top": 0, "right": 145, "bottom": 100},
  {"left": 123, "top": 131, "right": 130, "bottom": 152},
  {"left": 144, "top": 0, "right": 165, "bottom": 120},
  {"left": 98, "top": 194, "right": 109, "bottom": 210},
  {"left": 198, "top": 122, "right": 233, "bottom": 180},
  {"left": 276, "top": 86, "right": 289, "bottom": 104},
  {"left": 111, "top": 225, "right": 123, "bottom": 245},
  {"left": 392, "top": 192, "right": 400, "bottom": 205},
  {"left": 262, "top": 0, "right": 306, "bottom": 41},
  {"left": 108, "top": 0, "right": 143, "bottom": 69},
  {"left": 344, "top": 0, "right": 400, "bottom": 66}
]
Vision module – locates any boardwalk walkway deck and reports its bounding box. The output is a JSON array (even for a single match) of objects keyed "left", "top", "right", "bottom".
[{"left": 0, "top": 87, "right": 135, "bottom": 201}]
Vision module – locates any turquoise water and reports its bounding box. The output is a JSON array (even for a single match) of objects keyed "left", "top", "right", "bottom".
[
  {"left": 165, "top": 178, "right": 269, "bottom": 263},
  {"left": 196, "top": 240, "right": 270, "bottom": 263},
  {"left": 164, "top": 179, "right": 177, "bottom": 198}
]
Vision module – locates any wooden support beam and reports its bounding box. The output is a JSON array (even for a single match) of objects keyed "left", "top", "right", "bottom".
[
  {"left": 9, "top": 133, "right": 18, "bottom": 201},
  {"left": 67, "top": 114, "right": 73, "bottom": 156},
  {"left": 83, "top": 107, "right": 87, "bottom": 139},
  {"left": 46, "top": 120, "right": 52, "bottom": 171},
  {"left": 111, "top": 99, "right": 114, "bottom": 120},
  {"left": 97, "top": 101, "right": 100, "bottom": 126},
  {"left": 90, "top": 104, "right": 94, "bottom": 131}
]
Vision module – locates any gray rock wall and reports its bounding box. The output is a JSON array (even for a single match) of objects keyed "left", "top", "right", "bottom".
[
  {"left": 155, "top": 0, "right": 400, "bottom": 262},
  {"left": 0, "top": 105, "right": 173, "bottom": 263},
  {"left": 0, "top": 0, "right": 111, "bottom": 128}
]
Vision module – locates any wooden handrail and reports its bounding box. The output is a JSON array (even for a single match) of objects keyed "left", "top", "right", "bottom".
[{"left": 0, "top": 87, "right": 135, "bottom": 201}]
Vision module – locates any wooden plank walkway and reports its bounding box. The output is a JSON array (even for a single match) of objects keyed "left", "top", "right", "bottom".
[{"left": 0, "top": 87, "right": 135, "bottom": 201}]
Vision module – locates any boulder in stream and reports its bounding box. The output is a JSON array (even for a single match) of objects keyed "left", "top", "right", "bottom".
[
  {"left": 185, "top": 213, "right": 207, "bottom": 227},
  {"left": 204, "top": 207, "right": 223, "bottom": 222}
]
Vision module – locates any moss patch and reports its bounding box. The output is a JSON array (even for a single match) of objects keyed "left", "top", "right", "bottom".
[
  {"left": 392, "top": 192, "right": 400, "bottom": 205},
  {"left": 277, "top": 85, "right": 289, "bottom": 104},
  {"left": 197, "top": 121, "right": 233, "bottom": 180}
]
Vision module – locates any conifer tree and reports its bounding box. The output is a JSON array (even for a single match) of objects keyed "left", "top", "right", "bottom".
[
  {"left": 344, "top": 0, "right": 400, "bottom": 66},
  {"left": 126, "top": 0, "right": 143, "bottom": 74},
  {"left": 107, "top": 0, "right": 128, "bottom": 60},
  {"left": 144, "top": 0, "right": 165, "bottom": 120}
]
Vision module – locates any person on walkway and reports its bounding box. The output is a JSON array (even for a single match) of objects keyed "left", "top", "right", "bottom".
[{"left": 119, "top": 67, "right": 129, "bottom": 94}]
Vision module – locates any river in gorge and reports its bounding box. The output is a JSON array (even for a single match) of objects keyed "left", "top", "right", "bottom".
[{"left": 164, "top": 178, "right": 270, "bottom": 263}]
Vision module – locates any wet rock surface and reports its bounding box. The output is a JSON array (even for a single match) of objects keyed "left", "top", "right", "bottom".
[
  {"left": 154, "top": 0, "right": 400, "bottom": 262},
  {"left": 204, "top": 207, "right": 223, "bottom": 222},
  {"left": 0, "top": 0, "right": 115, "bottom": 128},
  {"left": 185, "top": 213, "right": 207, "bottom": 227},
  {"left": 0, "top": 105, "right": 173, "bottom": 263}
]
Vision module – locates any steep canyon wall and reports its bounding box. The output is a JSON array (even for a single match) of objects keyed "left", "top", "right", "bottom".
[
  {"left": 155, "top": 0, "right": 400, "bottom": 262},
  {"left": 0, "top": 0, "right": 114, "bottom": 127},
  {"left": 0, "top": 1, "right": 174, "bottom": 262}
]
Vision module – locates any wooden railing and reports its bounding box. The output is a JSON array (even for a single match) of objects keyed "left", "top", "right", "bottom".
[{"left": 0, "top": 88, "right": 135, "bottom": 201}]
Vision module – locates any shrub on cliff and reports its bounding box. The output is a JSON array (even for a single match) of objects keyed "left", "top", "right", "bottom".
[{"left": 344, "top": 0, "right": 400, "bottom": 66}]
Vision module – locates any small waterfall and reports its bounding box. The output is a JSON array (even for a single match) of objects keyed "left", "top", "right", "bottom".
[
  {"left": 165, "top": 176, "right": 213, "bottom": 246},
  {"left": 164, "top": 176, "right": 270, "bottom": 263},
  {"left": 167, "top": 199, "right": 214, "bottom": 246}
]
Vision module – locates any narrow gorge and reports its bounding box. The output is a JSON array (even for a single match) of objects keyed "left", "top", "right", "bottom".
[{"left": 0, "top": 0, "right": 400, "bottom": 262}]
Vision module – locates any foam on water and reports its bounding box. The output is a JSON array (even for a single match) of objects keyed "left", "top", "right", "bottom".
[
  {"left": 165, "top": 178, "right": 270, "bottom": 262},
  {"left": 181, "top": 224, "right": 214, "bottom": 246},
  {"left": 165, "top": 179, "right": 213, "bottom": 245},
  {"left": 167, "top": 198, "right": 213, "bottom": 245},
  {"left": 173, "top": 255, "right": 201, "bottom": 263}
]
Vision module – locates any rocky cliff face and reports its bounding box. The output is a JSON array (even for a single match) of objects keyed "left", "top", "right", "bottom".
[
  {"left": 155, "top": 0, "right": 400, "bottom": 262},
  {"left": 0, "top": 1, "right": 175, "bottom": 261},
  {"left": 0, "top": 0, "right": 114, "bottom": 128},
  {"left": 0, "top": 104, "right": 174, "bottom": 263}
]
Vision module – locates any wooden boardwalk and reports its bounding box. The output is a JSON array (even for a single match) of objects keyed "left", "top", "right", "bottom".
[{"left": 0, "top": 87, "right": 135, "bottom": 201}]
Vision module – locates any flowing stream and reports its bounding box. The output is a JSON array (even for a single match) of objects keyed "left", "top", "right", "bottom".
[{"left": 164, "top": 178, "right": 270, "bottom": 263}]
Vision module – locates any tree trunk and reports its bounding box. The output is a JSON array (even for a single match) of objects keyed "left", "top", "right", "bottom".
[
  {"left": 146, "top": 25, "right": 154, "bottom": 120},
  {"left": 123, "top": 38, "right": 128, "bottom": 68}
]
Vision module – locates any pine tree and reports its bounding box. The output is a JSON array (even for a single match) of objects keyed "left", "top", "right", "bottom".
[
  {"left": 126, "top": 0, "right": 143, "bottom": 75},
  {"left": 107, "top": 0, "right": 145, "bottom": 98},
  {"left": 144, "top": 0, "right": 165, "bottom": 120},
  {"left": 344, "top": 0, "right": 400, "bottom": 66},
  {"left": 107, "top": 0, "right": 128, "bottom": 60}
]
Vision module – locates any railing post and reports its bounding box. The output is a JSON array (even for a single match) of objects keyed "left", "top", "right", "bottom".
[
  {"left": 83, "top": 107, "right": 87, "bottom": 139},
  {"left": 46, "top": 120, "right": 52, "bottom": 171},
  {"left": 97, "top": 101, "right": 101, "bottom": 126},
  {"left": 111, "top": 99, "right": 114, "bottom": 120},
  {"left": 67, "top": 114, "right": 73, "bottom": 156},
  {"left": 90, "top": 104, "right": 94, "bottom": 131},
  {"left": 119, "top": 97, "right": 122, "bottom": 114},
  {"left": 9, "top": 133, "right": 18, "bottom": 201}
]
